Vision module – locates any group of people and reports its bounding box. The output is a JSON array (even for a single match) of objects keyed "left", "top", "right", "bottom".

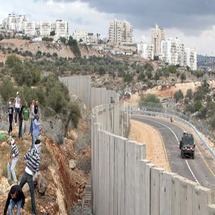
[
  {"left": 4, "top": 92, "right": 42, "bottom": 215},
  {"left": 4, "top": 137, "right": 41, "bottom": 215},
  {"left": 8, "top": 92, "right": 40, "bottom": 139}
]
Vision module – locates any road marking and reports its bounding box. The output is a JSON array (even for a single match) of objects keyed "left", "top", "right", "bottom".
[
  {"left": 196, "top": 146, "right": 215, "bottom": 178},
  {"left": 185, "top": 160, "right": 200, "bottom": 184},
  {"left": 138, "top": 117, "right": 201, "bottom": 185}
]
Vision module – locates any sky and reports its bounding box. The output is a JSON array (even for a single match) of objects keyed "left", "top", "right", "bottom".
[{"left": 0, "top": 0, "right": 215, "bottom": 56}]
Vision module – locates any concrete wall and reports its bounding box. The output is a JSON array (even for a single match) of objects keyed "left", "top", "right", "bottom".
[
  {"left": 59, "top": 76, "right": 117, "bottom": 109},
  {"left": 91, "top": 103, "right": 215, "bottom": 215},
  {"left": 61, "top": 76, "right": 215, "bottom": 214}
]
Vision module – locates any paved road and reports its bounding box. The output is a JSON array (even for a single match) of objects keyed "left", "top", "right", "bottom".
[{"left": 132, "top": 115, "right": 215, "bottom": 190}]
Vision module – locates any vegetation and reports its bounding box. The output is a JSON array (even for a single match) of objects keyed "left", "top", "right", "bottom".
[
  {"left": 1, "top": 41, "right": 215, "bottom": 136},
  {"left": 1, "top": 55, "right": 82, "bottom": 134},
  {"left": 138, "top": 94, "right": 162, "bottom": 109}
]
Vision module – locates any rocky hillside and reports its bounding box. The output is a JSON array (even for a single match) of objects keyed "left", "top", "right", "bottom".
[{"left": 0, "top": 112, "right": 91, "bottom": 214}]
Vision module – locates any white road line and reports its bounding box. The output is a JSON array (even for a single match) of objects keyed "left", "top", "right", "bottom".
[
  {"left": 185, "top": 160, "right": 200, "bottom": 184},
  {"left": 137, "top": 117, "right": 201, "bottom": 185}
]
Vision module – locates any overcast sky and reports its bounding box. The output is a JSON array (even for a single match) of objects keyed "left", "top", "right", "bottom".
[{"left": 0, "top": 0, "right": 215, "bottom": 56}]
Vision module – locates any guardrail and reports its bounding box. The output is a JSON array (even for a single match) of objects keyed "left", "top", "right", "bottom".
[{"left": 131, "top": 109, "right": 215, "bottom": 160}]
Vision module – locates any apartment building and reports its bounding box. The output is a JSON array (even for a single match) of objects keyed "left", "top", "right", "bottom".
[
  {"left": 161, "top": 38, "right": 172, "bottom": 64},
  {"left": 55, "top": 20, "right": 69, "bottom": 38},
  {"left": 2, "top": 13, "right": 27, "bottom": 31},
  {"left": 185, "top": 48, "right": 197, "bottom": 70},
  {"left": 161, "top": 37, "right": 197, "bottom": 70},
  {"left": 161, "top": 37, "right": 185, "bottom": 66},
  {"left": 2, "top": 14, "right": 69, "bottom": 38},
  {"left": 108, "top": 19, "right": 133, "bottom": 45},
  {"left": 24, "top": 21, "right": 36, "bottom": 36},
  {"left": 151, "top": 24, "right": 165, "bottom": 57},
  {"left": 137, "top": 42, "right": 154, "bottom": 60},
  {"left": 72, "top": 29, "right": 99, "bottom": 44}
]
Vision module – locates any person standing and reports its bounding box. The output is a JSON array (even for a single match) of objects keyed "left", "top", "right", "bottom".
[
  {"left": 8, "top": 101, "right": 14, "bottom": 134},
  {"left": 14, "top": 92, "right": 21, "bottom": 125},
  {"left": 19, "top": 141, "right": 41, "bottom": 215},
  {"left": 34, "top": 100, "right": 39, "bottom": 116},
  {"left": 29, "top": 99, "right": 35, "bottom": 135},
  {"left": 32, "top": 115, "right": 41, "bottom": 148},
  {"left": 18, "top": 105, "right": 24, "bottom": 139},
  {"left": 22, "top": 102, "right": 30, "bottom": 137},
  {"left": 4, "top": 184, "right": 25, "bottom": 215},
  {"left": 7, "top": 137, "right": 19, "bottom": 184}
]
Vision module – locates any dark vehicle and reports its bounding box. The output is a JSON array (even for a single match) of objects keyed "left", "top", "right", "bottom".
[{"left": 179, "top": 132, "right": 195, "bottom": 159}]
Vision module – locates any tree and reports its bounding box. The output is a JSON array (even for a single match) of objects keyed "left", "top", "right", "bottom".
[
  {"left": 50, "top": 30, "right": 55, "bottom": 36},
  {"left": 98, "top": 66, "right": 106, "bottom": 75},
  {"left": 59, "top": 37, "right": 67, "bottom": 44},
  {"left": 0, "top": 77, "right": 15, "bottom": 102},
  {"left": 123, "top": 73, "right": 133, "bottom": 83},
  {"left": 138, "top": 94, "right": 162, "bottom": 108},
  {"left": 5, "top": 55, "right": 22, "bottom": 68},
  {"left": 185, "top": 89, "right": 193, "bottom": 100},
  {"left": 174, "top": 90, "right": 184, "bottom": 103},
  {"left": 180, "top": 73, "right": 186, "bottom": 82}
]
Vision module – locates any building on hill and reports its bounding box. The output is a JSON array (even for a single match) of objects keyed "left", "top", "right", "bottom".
[
  {"left": 1, "top": 13, "right": 69, "bottom": 39},
  {"left": 108, "top": 19, "right": 133, "bottom": 46},
  {"left": 55, "top": 20, "right": 68, "bottom": 39},
  {"left": 2, "top": 13, "right": 28, "bottom": 32},
  {"left": 185, "top": 48, "right": 197, "bottom": 70},
  {"left": 160, "top": 37, "right": 197, "bottom": 70},
  {"left": 137, "top": 42, "right": 154, "bottom": 60},
  {"left": 72, "top": 29, "right": 99, "bottom": 44},
  {"left": 161, "top": 37, "right": 185, "bottom": 67},
  {"left": 151, "top": 24, "right": 165, "bottom": 57}
]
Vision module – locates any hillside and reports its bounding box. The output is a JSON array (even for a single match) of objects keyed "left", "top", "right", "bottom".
[{"left": 0, "top": 38, "right": 102, "bottom": 62}]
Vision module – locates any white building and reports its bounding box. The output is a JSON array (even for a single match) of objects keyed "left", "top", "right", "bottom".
[
  {"left": 171, "top": 37, "right": 185, "bottom": 66},
  {"left": 137, "top": 42, "right": 154, "bottom": 60},
  {"left": 185, "top": 48, "right": 197, "bottom": 70},
  {"left": 24, "top": 21, "right": 36, "bottom": 36},
  {"left": 55, "top": 20, "right": 68, "bottom": 38},
  {"left": 151, "top": 24, "right": 165, "bottom": 57},
  {"left": 72, "top": 29, "right": 98, "bottom": 44},
  {"left": 161, "top": 38, "right": 172, "bottom": 64},
  {"left": 2, "top": 14, "right": 69, "bottom": 39},
  {"left": 161, "top": 37, "right": 185, "bottom": 67},
  {"left": 72, "top": 29, "right": 88, "bottom": 43},
  {"left": 108, "top": 19, "right": 133, "bottom": 45}
]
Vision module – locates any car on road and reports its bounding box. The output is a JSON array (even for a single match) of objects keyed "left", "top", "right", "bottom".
[{"left": 179, "top": 132, "right": 195, "bottom": 159}]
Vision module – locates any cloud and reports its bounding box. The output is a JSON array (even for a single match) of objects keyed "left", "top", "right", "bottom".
[
  {"left": 38, "top": 0, "right": 215, "bottom": 34},
  {"left": 1, "top": 0, "right": 215, "bottom": 55}
]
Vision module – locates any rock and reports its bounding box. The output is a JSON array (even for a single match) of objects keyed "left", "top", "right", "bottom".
[
  {"left": 69, "top": 159, "right": 76, "bottom": 169},
  {"left": 67, "top": 130, "right": 78, "bottom": 140},
  {"left": 0, "top": 177, "right": 10, "bottom": 195}
]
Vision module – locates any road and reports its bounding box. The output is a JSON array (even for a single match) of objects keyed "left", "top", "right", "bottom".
[{"left": 132, "top": 115, "right": 215, "bottom": 190}]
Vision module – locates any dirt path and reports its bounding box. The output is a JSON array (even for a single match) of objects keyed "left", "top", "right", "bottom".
[{"left": 129, "top": 119, "right": 171, "bottom": 171}]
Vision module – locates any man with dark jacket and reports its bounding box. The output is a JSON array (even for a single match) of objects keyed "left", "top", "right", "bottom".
[
  {"left": 8, "top": 101, "right": 14, "bottom": 134},
  {"left": 4, "top": 184, "right": 25, "bottom": 215},
  {"left": 19, "top": 141, "right": 41, "bottom": 215}
]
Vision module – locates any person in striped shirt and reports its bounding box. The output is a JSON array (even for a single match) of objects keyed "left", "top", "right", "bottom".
[
  {"left": 7, "top": 137, "right": 19, "bottom": 184},
  {"left": 19, "top": 140, "right": 41, "bottom": 215}
]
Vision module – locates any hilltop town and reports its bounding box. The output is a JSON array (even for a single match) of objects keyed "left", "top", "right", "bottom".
[{"left": 0, "top": 13, "right": 198, "bottom": 71}]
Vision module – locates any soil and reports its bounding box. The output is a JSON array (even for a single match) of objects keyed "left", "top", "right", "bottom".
[{"left": 129, "top": 119, "right": 171, "bottom": 171}]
